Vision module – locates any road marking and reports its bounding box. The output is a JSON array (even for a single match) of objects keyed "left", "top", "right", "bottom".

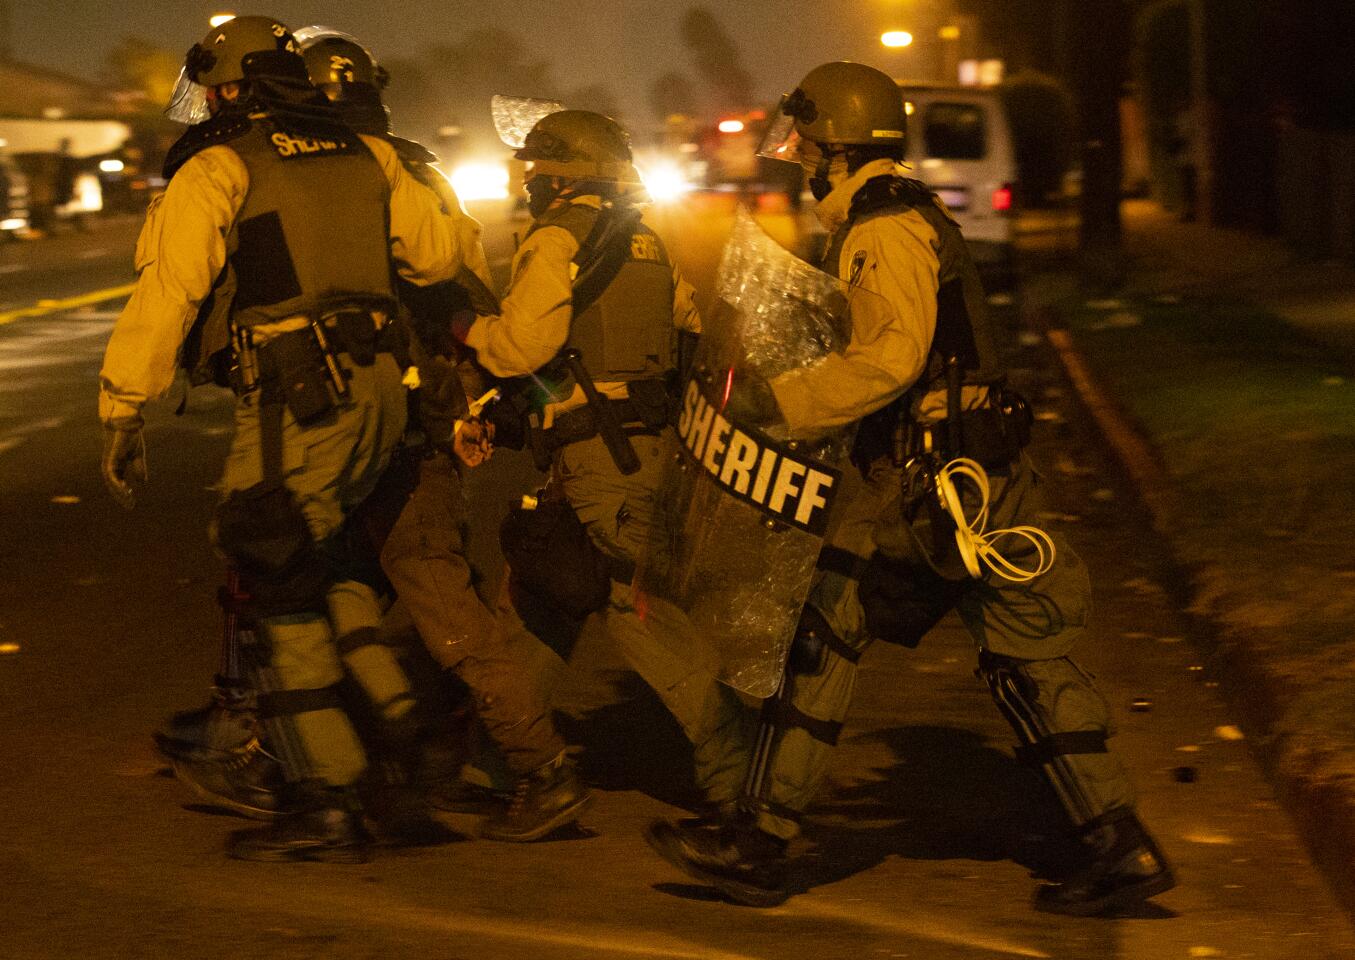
[
  {"left": 0, "top": 282, "right": 135, "bottom": 327},
  {"left": 775, "top": 899, "right": 1051, "bottom": 958},
  {"left": 0, "top": 263, "right": 27, "bottom": 274},
  {"left": 77, "top": 247, "right": 110, "bottom": 259}
]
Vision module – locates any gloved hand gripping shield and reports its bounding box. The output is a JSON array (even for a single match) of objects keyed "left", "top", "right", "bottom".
[{"left": 634, "top": 209, "right": 892, "bottom": 697}]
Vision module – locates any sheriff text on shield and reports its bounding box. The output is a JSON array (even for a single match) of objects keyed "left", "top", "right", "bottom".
[{"left": 676, "top": 376, "right": 840, "bottom": 537}]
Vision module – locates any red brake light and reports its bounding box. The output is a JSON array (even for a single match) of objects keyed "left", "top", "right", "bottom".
[{"left": 991, "top": 184, "right": 1013, "bottom": 213}]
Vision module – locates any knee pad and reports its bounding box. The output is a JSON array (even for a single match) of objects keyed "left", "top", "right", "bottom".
[
  {"left": 858, "top": 555, "right": 965, "bottom": 648},
  {"left": 978, "top": 651, "right": 1122, "bottom": 825},
  {"left": 216, "top": 483, "right": 330, "bottom": 617}
]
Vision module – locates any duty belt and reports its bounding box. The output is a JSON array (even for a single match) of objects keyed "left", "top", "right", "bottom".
[
  {"left": 903, "top": 397, "right": 1032, "bottom": 471},
  {"left": 230, "top": 308, "right": 400, "bottom": 399},
  {"left": 528, "top": 377, "right": 673, "bottom": 470},
  {"left": 549, "top": 399, "right": 654, "bottom": 442}
]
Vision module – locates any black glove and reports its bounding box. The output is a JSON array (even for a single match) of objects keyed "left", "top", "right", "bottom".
[
  {"left": 101, "top": 420, "right": 147, "bottom": 510},
  {"left": 723, "top": 370, "right": 784, "bottom": 427},
  {"left": 417, "top": 355, "right": 470, "bottom": 449},
  {"left": 482, "top": 387, "right": 529, "bottom": 451}
]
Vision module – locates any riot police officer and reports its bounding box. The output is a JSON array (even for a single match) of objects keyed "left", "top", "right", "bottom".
[
  {"left": 295, "top": 27, "right": 589, "bottom": 842},
  {"left": 452, "top": 104, "right": 750, "bottom": 838},
  {"left": 99, "top": 15, "right": 464, "bottom": 862},
  {"left": 646, "top": 61, "right": 1175, "bottom": 916}
]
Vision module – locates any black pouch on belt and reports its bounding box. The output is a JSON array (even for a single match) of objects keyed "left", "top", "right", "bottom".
[
  {"left": 500, "top": 499, "right": 618, "bottom": 619},
  {"left": 626, "top": 378, "right": 673, "bottom": 430},
  {"left": 329, "top": 310, "right": 379, "bottom": 366},
  {"left": 258, "top": 330, "right": 336, "bottom": 425}
]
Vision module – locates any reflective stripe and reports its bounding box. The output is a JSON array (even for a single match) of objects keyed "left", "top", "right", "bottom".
[
  {"left": 335, "top": 625, "right": 384, "bottom": 656},
  {"left": 256, "top": 685, "right": 343, "bottom": 718},
  {"left": 816, "top": 545, "right": 871, "bottom": 581},
  {"left": 762, "top": 697, "right": 842, "bottom": 746},
  {"left": 1014, "top": 730, "right": 1109, "bottom": 766}
]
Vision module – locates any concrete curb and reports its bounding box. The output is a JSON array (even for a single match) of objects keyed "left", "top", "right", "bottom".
[{"left": 1039, "top": 306, "right": 1355, "bottom": 919}]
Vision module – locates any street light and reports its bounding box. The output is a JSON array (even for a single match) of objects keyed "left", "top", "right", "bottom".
[
  {"left": 209, "top": 13, "right": 235, "bottom": 28},
  {"left": 881, "top": 30, "right": 914, "bottom": 48}
]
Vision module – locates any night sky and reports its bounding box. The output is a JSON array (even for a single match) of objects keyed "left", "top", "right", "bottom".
[{"left": 11, "top": 0, "right": 933, "bottom": 128}]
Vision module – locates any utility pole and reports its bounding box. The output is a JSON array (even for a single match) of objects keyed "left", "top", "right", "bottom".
[
  {"left": 0, "top": 0, "right": 12, "bottom": 61},
  {"left": 1070, "top": 0, "right": 1132, "bottom": 289},
  {"left": 1187, "top": 0, "right": 1214, "bottom": 224}
]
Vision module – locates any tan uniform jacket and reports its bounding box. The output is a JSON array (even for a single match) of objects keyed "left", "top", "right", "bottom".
[
  {"left": 464, "top": 196, "right": 700, "bottom": 385},
  {"left": 769, "top": 158, "right": 939, "bottom": 435},
  {"left": 98, "top": 134, "right": 466, "bottom": 424}
]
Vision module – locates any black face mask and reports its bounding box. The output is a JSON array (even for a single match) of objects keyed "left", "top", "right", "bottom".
[
  {"left": 526, "top": 175, "right": 561, "bottom": 218},
  {"left": 808, "top": 153, "right": 834, "bottom": 201}
]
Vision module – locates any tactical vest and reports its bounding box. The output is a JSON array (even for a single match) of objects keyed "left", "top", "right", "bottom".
[
  {"left": 823, "top": 176, "right": 1004, "bottom": 392},
  {"left": 224, "top": 118, "right": 395, "bottom": 328},
  {"left": 528, "top": 200, "right": 676, "bottom": 382}
]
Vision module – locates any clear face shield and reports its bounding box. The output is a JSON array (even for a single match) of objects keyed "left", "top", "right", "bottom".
[
  {"left": 165, "top": 66, "right": 213, "bottom": 125},
  {"left": 756, "top": 105, "right": 803, "bottom": 164},
  {"left": 292, "top": 24, "right": 361, "bottom": 47},
  {"left": 490, "top": 94, "right": 565, "bottom": 150}
]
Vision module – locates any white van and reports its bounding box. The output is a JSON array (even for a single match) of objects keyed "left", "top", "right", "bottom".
[{"left": 898, "top": 84, "right": 1017, "bottom": 279}]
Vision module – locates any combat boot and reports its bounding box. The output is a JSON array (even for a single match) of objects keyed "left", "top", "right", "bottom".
[
  {"left": 363, "top": 718, "right": 461, "bottom": 847},
  {"left": 152, "top": 680, "right": 257, "bottom": 761},
  {"left": 172, "top": 736, "right": 286, "bottom": 820},
  {"left": 479, "top": 753, "right": 591, "bottom": 842},
  {"left": 645, "top": 812, "right": 790, "bottom": 908},
  {"left": 1033, "top": 808, "right": 1175, "bottom": 916},
  {"left": 228, "top": 783, "right": 372, "bottom": 863}
]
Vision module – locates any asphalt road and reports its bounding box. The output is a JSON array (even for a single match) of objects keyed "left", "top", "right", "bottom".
[{"left": 1, "top": 198, "right": 1353, "bottom": 959}]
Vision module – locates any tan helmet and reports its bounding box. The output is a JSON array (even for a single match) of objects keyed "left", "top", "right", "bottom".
[
  {"left": 516, "top": 110, "right": 639, "bottom": 183},
  {"left": 295, "top": 26, "right": 387, "bottom": 96},
  {"left": 185, "top": 15, "right": 306, "bottom": 87},
  {"left": 167, "top": 15, "right": 308, "bottom": 123},
  {"left": 759, "top": 61, "right": 906, "bottom": 162}
]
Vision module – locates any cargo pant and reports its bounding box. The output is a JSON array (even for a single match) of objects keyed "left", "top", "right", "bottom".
[
  {"left": 217, "top": 352, "right": 414, "bottom": 788},
  {"left": 752, "top": 453, "right": 1138, "bottom": 841},
  {"left": 379, "top": 450, "right": 566, "bottom": 775},
  {"left": 495, "top": 430, "right": 752, "bottom": 806}
]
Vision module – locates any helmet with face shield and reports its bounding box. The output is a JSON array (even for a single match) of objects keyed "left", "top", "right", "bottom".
[
  {"left": 165, "top": 15, "right": 308, "bottom": 124},
  {"left": 492, "top": 96, "right": 642, "bottom": 215},
  {"left": 294, "top": 26, "right": 390, "bottom": 133},
  {"left": 757, "top": 61, "right": 907, "bottom": 186}
]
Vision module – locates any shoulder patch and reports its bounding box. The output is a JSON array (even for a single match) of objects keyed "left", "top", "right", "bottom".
[{"left": 848, "top": 249, "right": 869, "bottom": 287}]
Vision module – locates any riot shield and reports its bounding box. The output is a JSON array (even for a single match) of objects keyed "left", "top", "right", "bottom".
[{"left": 634, "top": 209, "right": 867, "bottom": 697}]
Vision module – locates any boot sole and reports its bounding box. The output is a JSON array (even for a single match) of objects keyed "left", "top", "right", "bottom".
[
  {"left": 1033, "top": 870, "right": 1177, "bottom": 917},
  {"left": 479, "top": 792, "right": 592, "bottom": 843},
  {"left": 171, "top": 758, "right": 285, "bottom": 822},
  {"left": 643, "top": 823, "right": 791, "bottom": 909}
]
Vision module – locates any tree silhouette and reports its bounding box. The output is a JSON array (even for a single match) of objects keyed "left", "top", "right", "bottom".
[
  {"left": 680, "top": 6, "right": 753, "bottom": 114},
  {"left": 649, "top": 70, "right": 698, "bottom": 122}
]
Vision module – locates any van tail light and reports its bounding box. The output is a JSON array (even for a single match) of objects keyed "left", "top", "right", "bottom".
[{"left": 991, "top": 184, "right": 1013, "bottom": 213}]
